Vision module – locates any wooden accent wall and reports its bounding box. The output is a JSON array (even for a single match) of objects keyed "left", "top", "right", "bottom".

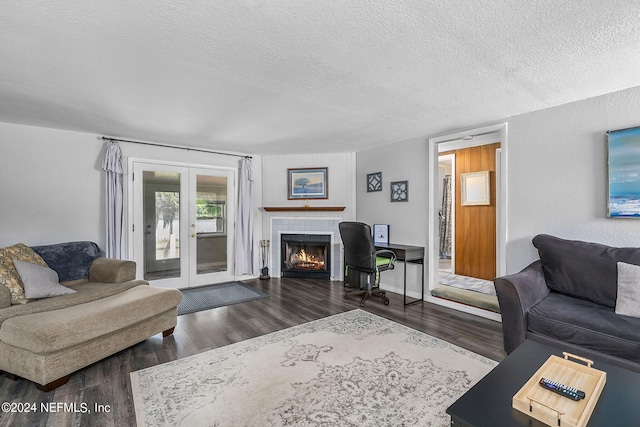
[{"left": 443, "top": 142, "right": 500, "bottom": 281}]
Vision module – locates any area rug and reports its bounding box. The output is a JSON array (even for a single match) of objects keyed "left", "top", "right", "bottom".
[
  {"left": 439, "top": 271, "right": 496, "bottom": 296},
  {"left": 177, "top": 281, "right": 267, "bottom": 315},
  {"left": 130, "top": 310, "right": 497, "bottom": 426},
  {"left": 431, "top": 285, "right": 500, "bottom": 313}
]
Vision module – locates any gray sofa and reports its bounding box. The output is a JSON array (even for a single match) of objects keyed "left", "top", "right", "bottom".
[
  {"left": 495, "top": 234, "right": 640, "bottom": 372},
  {"left": 0, "top": 241, "right": 182, "bottom": 391}
]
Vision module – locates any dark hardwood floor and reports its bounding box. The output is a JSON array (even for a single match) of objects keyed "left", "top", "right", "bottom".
[{"left": 0, "top": 278, "right": 506, "bottom": 426}]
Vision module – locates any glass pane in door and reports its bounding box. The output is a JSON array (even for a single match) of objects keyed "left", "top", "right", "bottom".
[
  {"left": 143, "top": 171, "right": 182, "bottom": 280},
  {"left": 195, "top": 174, "right": 228, "bottom": 275}
]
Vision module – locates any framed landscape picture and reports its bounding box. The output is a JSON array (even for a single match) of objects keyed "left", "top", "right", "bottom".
[
  {"left": 608, "top": 126, "right": 640, "bottom": 217},
  {"left": 288, "top": 167, "right": 328, "bottom": 199}
]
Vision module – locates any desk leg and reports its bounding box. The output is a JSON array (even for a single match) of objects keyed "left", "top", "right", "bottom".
[
  {"left": 404, "top": 259, "right": 425, "bottom": 307},
  {"left": 403, "top": 259, "right": 407, "bottom": 306},
  {"left": 421, "top": 260, "right": 425, "bottom": 301}
]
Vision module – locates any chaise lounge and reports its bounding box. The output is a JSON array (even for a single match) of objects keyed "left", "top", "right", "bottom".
[{"left": 0, "top": 241, "right": 182, "bottom": 391}]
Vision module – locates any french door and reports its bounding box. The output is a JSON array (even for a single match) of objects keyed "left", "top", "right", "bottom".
[{"left": 132, "top": 161, "right": 235, "bottom": 289}]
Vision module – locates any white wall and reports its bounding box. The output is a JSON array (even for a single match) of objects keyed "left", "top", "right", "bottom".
[
  {"left": 355, "top": 137, "right": 428, "bottom": 297},
  {"left": 0, "top": 122, "right": 262, "bottom": 261},
  {"left": 1, "top": 123, "right": 105, "bottom": 247},
  {"left": 355, "top": 85, "right": 640, "bottom": 284},
  {"left": 5, "top": 84, "right": 640, "bottom": 280},
  {"left": 506, "top": 86, "right": 640, "bottom": 271}
]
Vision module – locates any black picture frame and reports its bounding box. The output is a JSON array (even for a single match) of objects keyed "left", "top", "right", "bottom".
[
  {"left": 390, "top": 180, "right": 408, "bottom": 202},
  {"left": 367, "top": 172, "right": 382, "bottom": 192}
]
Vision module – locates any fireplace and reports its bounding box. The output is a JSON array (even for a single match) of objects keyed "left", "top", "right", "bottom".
[{"left": 281, "top": 234, "right": 331, "bottom": 280}]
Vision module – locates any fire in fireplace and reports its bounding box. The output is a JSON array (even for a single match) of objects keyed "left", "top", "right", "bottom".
[
  {"left": 281, "top": 234, "right": 331, "bottom": 279},
  {"left": 286, "top": 248, "right": 325, "bottom": 270}
]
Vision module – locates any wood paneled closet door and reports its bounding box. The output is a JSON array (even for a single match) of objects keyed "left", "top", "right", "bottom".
[{"left": 449, "top": 142, "right": 500, "bottom": 281}]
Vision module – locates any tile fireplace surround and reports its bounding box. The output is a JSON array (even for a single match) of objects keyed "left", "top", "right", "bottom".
[{"left": 270, "top": 217, "right": 342, "bottom": 280}]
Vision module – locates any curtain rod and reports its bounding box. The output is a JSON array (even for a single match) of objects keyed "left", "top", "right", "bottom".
[{"left": 101, "top": 136, "right": 252, "bottom": 159}]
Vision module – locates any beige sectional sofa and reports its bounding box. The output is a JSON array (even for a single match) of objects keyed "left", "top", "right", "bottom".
[{"left": 0, "top": 241, "right": 182, "bottom": 391}]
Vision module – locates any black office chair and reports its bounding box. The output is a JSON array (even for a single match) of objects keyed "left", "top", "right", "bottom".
[{"left": 339, "top": 221, "right": 396, "bottom": 306}]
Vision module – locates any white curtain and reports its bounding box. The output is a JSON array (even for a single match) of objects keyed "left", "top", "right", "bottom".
[
  {"left": 235, "top": 157, "right": 255, "bottom": 275},
  {"left": 102, "top": 140, "right": 124, "bottom": 259}
]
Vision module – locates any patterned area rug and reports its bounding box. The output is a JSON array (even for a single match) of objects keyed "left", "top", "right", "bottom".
[{"left": 130, "top": 310, "right": 497, "bottom": 426}]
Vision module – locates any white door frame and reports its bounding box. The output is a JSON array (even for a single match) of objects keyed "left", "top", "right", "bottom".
[
  {"left": 127, "top": 158, "right": 238, "bottom": 288},
  {"left": 427, "top": 122, "right": 507, "bottom": 322}
]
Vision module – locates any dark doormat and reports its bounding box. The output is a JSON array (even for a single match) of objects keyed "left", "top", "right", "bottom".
[{"left": 177, "top": 281, "right": 268, "bottom": 315}]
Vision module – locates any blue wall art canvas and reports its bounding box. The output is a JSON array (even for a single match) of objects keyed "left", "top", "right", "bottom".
[{"left": 608, "top": 126, "right": 640, "bottom": 217}]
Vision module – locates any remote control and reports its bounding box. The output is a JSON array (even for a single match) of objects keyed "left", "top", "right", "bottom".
[{"left": 539, "top": 378, "right": 585, "bottom": 401}]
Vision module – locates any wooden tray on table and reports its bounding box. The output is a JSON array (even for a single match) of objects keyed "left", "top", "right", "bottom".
[{"left": 512, "top": 352, "right": 606, "bottom": 427}]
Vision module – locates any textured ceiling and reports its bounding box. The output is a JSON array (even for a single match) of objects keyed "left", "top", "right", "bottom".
[{"left": 2, "top": 1, "right": 640, "bottom": 155}]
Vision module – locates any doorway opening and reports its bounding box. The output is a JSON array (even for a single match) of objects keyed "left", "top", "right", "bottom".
[{"left": 428, "top": 124, "right": 507, "bottom": 320}]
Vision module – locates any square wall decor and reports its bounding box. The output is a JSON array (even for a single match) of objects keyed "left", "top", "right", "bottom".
[
  {"left": 390, "top": 180, "right": 408, "bottom": 202},
  {"left": 367, "top": 172, "right": 382, "bottom": 192}
]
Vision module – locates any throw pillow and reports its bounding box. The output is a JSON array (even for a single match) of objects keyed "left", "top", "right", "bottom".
[
  {"left": 13, "top": 259, "right": 76, "bottom": 299},
  {"left": 615, "top": 261, "right": 640, "bottom": 318},
  {"left": 0, "top": 243, "right": 49, "bottom": 304}
]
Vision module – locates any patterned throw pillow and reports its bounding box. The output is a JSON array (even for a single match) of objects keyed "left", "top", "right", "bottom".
[{"left": 0, "top": 244, "right": 49, "bottom": 304}]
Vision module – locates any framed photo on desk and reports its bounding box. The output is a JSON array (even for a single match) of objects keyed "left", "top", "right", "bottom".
[{"left": 373, "top": 224, "right": 389, "bottom": 244}]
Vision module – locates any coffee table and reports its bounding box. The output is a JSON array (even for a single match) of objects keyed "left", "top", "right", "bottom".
[{"left": 447, "top": 339, "right": 640, "bottom": 426}]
